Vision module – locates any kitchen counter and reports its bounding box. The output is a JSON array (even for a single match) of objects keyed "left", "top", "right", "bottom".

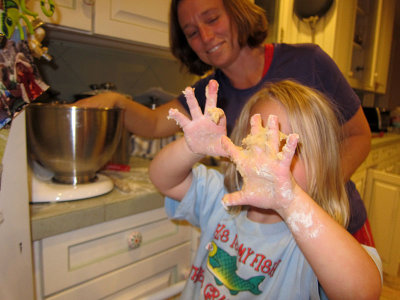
[
  {"left": 371, "top": 132, "right": 400, "bottom": 146},
  {"left": 30, "top": 157, "right": 163, "bottom": 241}
]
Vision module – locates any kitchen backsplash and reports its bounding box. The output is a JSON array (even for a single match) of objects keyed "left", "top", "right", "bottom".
[{"left": 36, "top": 38, "right": 197, "bottom": 104}]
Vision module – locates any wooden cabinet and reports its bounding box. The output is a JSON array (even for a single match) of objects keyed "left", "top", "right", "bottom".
[
  {"left": 347, "top": 0, "right": 396, "bottom": 93},
  {"left": 352, "top": 135, "right": 400, "bottom": 208},
  {"left": 94, "top": 0, "right": 170, "bottom": 48},
  {"left": 368, "top": 0, "right": 396, "bottom": 94},
  {"left": 364, "top": 168, "right": 400, "bottom": 276},
  {"left": 33, "top": 208, "right": 192, "bottom": 299},
  {"left": 351, "top": 135, "right": 400, "bottom": 276},
  {"left": 26, "top": 0, "right": 170, "bottom": 48},
  {"left": 276, "top": 0, "right": 395, "bottom": 93}
]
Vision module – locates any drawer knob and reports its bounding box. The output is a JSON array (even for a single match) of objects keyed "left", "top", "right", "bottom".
[{"left": 128, "top": 231, "right": 142, "bottom": 249}]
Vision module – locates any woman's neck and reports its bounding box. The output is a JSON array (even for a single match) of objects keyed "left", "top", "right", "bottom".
[{"left": 222, "top": 45, "right": 265, "bottom": 90}]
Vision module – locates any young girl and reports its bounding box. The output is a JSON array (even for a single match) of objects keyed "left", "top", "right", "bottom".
[{"left": 149, "top": 80, "right": 382, "bottom": 299}]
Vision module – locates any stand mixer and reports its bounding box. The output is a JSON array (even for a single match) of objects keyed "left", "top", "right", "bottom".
[{"left": 26, "top": 103, "right": 124, "bottom": 203}]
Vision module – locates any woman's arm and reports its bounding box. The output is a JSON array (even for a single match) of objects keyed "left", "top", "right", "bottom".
[
  {"left": 341, "top": 106, "right": 372, "bottom": 181},
  {"left": 75, "top": 93, "right": 187, "bottom": 138}
]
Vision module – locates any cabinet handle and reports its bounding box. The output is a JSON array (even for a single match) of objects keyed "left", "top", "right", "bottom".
[{"left": 127, "top": 231, "right": 143, "bottom": 249}]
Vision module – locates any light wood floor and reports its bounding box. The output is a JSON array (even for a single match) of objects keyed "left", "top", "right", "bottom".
[{"left": 380, "top": 273, "right": 400, "bottom": 300}]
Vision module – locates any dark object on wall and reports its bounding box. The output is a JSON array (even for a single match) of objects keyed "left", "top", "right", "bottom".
[
  {"left": 294, "top": 0, "right": 334, "bottom": 19},
  {"left": 293, "top": 0, "right": 334, "bottom": 42}
]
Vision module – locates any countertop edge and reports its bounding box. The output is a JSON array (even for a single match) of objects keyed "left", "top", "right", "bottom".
[{"left": 31, "top": 191, "right": 164, "bottom": 241}]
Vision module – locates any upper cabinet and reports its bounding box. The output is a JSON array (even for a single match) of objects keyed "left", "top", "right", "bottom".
[
  {"left": 26, "top": 0, "right": 170, "bottom": 48},
  {"left": 347, "top": 0, "right": 396, "bottom": 93},
  {"left": 94, "top": 0, "right": 170, "bottom": 48},
  {"left": 276, "top": 0, "right": 395, "bottom": 94}
]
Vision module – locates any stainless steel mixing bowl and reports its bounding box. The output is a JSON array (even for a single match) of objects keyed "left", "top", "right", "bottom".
[{"left": 26, "top": 103, "right": 124, "bottom": 184}]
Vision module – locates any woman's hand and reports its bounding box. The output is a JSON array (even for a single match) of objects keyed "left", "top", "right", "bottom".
[
  {"left": 73, "top": 92, "right": 126, "bottom": 108},
  {"left": 221, "top": 114, "right": 299, "bottom": 211},
  {"left": 168, "top": 80, "right": 228, "bottom": 157}
]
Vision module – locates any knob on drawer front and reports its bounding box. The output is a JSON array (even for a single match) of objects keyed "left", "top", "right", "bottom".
[{"left": 127, "top": 231, "right": 143, "bottom": 249}]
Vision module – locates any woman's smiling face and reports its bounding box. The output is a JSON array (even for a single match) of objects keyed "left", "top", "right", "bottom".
[{"left": 177, "top": 0, "right": 241, "bottom": 69}]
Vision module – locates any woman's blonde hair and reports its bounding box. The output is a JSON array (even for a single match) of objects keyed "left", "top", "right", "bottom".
[{"left": 223, "top": 80, "right": 349, "bottom": 227}]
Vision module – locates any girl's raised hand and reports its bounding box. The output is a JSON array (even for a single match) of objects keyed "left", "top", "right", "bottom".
[
  {"left": 221, "top": 114, "right": 299, "bottom": 211},
  {"left": 168, "top": 80, "right": 228, "bottom": 157}
]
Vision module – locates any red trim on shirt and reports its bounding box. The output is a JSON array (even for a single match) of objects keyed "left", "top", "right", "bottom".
[
  {"left": 262, "top": 44, "right": 274, "bottom": 78},
  {"left": 353, "top": 219, "right": 375, "bottom": 247}
]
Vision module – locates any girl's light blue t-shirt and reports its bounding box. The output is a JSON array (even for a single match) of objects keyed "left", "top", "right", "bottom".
[{"left": 165, "top": 164, "right": 323, "bottom": 299}]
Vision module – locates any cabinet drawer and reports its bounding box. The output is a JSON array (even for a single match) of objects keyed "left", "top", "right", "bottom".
[
  {"left": 37, "top": 208, "right": 191, "bottom": 296},
  {"left": 45, "top": 242, "right": 191, "bottom": 300}
]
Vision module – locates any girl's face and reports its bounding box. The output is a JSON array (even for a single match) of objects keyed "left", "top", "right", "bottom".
[
  {"left": 177, "top": 0, "right": 240, "bottom": 69},
  {"left": 250, "top": 99, "right": 308, "bottom": 191}
]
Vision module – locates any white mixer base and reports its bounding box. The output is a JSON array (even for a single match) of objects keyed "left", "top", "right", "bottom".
[{"left": 31, "top": 173, "right": 114, "bottom": 203}]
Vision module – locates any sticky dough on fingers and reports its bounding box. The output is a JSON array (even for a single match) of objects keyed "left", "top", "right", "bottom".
[{"left": 206, "top": 107, "right": 225, "bottom": 124}]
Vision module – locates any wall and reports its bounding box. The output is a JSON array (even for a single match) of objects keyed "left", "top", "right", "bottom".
[{"left": 36, "top": 35, "right": 196, "bottom": 105}]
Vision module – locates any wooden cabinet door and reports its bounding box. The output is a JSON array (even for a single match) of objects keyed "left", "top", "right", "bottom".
[
  {"left": 94, "top": 0, "right": 170, "bottom": 48},
  {"left": 347, "top": 0, "right": 395, "bottom": 93},
  {"left": 364, "top": 169, "right": 400, "bottom": 276},
  {"left": 369, "top": 0, "right": 396, "bottom": 93}
]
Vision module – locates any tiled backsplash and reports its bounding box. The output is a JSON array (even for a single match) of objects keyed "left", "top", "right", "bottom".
[{"left": 37, "top": 38, "right": 196, "bottom": 104}]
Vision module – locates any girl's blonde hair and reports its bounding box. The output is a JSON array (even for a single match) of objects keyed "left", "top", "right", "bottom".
[{"left": 223, "top": 80, "right": 349, "bottom": 227}]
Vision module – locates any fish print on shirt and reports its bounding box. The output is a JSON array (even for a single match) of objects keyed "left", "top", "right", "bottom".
[{"left": 206, "top": 241, "right": 265, "bottom": 295}]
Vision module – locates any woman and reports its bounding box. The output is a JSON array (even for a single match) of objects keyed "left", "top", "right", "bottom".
[{"left": 76, "top": 0, "right": 372, "bottom": 240}]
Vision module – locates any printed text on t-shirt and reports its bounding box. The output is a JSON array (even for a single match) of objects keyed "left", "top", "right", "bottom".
[{"left": 213, "top": 223, "right": 281, "bottom": 276}]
